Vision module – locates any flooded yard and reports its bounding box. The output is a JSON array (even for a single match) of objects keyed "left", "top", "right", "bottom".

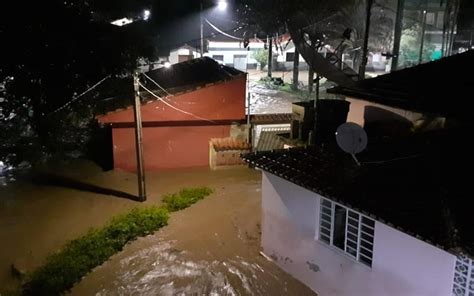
[{"left": 0, "top": 160, "right": 315, "bottom": 295}]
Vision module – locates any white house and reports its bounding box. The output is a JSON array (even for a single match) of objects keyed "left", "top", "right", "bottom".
[
  {"left": 168, "top": 44, "right": 200, "bottom": 65},
  {"left": 206, "top": 37, "right": 266, "bottom": 71},
  {"left": 206, "top": 35, "right": 308, "bottom": 71},
  {"left": 243, "top": 142, "right": 473, "bottom": 296}
]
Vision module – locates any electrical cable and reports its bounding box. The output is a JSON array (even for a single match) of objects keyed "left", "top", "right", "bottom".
[{"left": 138, "top": 81, "right": 216, "bottom": 124}]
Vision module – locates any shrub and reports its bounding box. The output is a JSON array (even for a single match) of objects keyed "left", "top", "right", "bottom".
[
  {"left": 162, "top": 187, "right": 213, "bottom": 212},
  {"left": 21, "top": 187, "right": 213, "bottom": 295},
  {"left": 22, "top": 207, "right": 169, "bottom": 296}
]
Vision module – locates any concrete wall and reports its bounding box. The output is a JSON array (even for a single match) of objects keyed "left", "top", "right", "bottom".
[
  {"left": 113, "top": 125, "right": 230, "bottom": 171},
  {"left": 261, "top": 172, "right": 456, "bottom": 296}
]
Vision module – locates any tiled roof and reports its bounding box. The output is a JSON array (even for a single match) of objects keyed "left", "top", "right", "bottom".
[
  {"left": 250, "top": 113, "right": 292, "bottom": 124},
  {"left": 242, "top": 128, "right": 474, "bottom": 258},
  {"left": 256, "top": 129, "right": 290, "bottom": 151},
  {"left": 210, "top": 138, "right": 251, "bottom": 152},
  {"left": 328, "top": 51, "right": 474, "bottom": 118},
  {"left": 96, "top": 57, "right": 245, "bottom": 115}
]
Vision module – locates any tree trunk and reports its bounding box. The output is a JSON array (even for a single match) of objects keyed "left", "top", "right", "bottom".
[
  {"left": 391, "top": 0, "right": 405, "bottom": 71},
  {"left": 308, "top": 67, "right": 314, "bottom": 93},
  {"left": 292, "top": 48, "right": 300, "bottom": 90},
  {"left": 267, "top": 36, "right": 273, "bottom": 78}
]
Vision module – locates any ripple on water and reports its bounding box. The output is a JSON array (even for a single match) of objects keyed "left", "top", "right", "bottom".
[{"left": 95, "top": 240, "right": 275, "bottom": 296}]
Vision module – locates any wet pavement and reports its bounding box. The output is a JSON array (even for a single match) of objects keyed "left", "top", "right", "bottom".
[{"left": 0, "top": 161, "right": 316, "bottom": 295}]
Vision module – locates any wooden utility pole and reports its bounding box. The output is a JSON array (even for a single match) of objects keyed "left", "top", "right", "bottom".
[
  {"left": 133, "top": 73, "right": 147, "bottom": 201},
  {"left": 359, "top": 0, "right": 373, "bottom": 79},
  {"left": 391, "top": 0, "right": 405, "bottom": 71}
]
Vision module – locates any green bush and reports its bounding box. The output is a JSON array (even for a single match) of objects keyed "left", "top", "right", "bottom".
[
  {"left": 21, "top": 187, "right": 213, "bottom": 295},
  {"left": 162, "top": 187, "right": 213, "bottom": 212},
  {"left": 22, "top": 207, "right": 169, "bottom": 296}
]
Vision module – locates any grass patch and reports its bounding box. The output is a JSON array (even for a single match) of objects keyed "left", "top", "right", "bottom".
[
  {"left": 162, "top": 187, "right": 213, "bottom": 212},
  {"left": 21, "top": 187, "right": 212, "bottom": 296}
]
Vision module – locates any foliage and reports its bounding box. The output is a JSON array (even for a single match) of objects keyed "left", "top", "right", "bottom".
[
  {"left": 0, "top": 1, "right": 156, "bottom": 165},
  {"left": 21, "top": 186, "right": 213, "bottom": 295},
  {"left": 22, "top": 207, "right": 168, "bottom": 295},
  {"left": 399, "top": 25, "right": 436, "bottom": 67},
  {"left": 162, "top": 187, "right": 213, "bottom": 212},
  {"left": 252, "top": 49, "right": 269, "bottom": 69}
]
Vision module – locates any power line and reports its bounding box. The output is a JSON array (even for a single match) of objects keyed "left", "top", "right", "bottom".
[
  {"left": 138, "top": 81, "right": 216, "bottom": 124},
  {"left": 142, "top": 72, "right": 173, "bottom": 97},
  {"left": 47, "top": 75, "right": 110, "bottom": 116},
  {"left": 205, "top": 18, "right": 244, "bottom": 41}
]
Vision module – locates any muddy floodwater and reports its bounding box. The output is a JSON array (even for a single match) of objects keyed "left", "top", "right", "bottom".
[{"left": 0, "top": 160, "right": 315, "bottom": 295}]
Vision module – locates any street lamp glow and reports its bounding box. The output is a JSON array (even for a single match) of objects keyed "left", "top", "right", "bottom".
[
  {"left": 164, "top": 62, "right": 171, "bottom": 68},
  {"left": 143, "top": 9, "right": 151, "bottom": 21},
  {"left": 217, "top": 1, "right": 228, "bottom": 11}
]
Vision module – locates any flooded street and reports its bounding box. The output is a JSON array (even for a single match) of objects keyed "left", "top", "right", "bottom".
[{"left": 0, "top": 161, "right": 315, "bottom": 295}]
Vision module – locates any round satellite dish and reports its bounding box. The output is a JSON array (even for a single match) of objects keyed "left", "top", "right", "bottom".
[{"left": 335, "top": 122, "right": 368, "bottom": 155}]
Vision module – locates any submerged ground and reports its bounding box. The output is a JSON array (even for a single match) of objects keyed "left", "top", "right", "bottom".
[{"left": 0, "top": 160, "right": 315, "bottom": 295}]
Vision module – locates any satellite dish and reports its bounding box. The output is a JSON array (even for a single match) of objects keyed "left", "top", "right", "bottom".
[{"left": 335, "top": 122, "right": 367, "bottom": 165}]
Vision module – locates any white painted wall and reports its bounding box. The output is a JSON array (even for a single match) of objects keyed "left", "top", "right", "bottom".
[
  {"left": 169, "top": 48, "right": 198, "bottom": 65},
  {"left": 207, "top": 41, "right": 271, "bottom": 66},
  {"left": 261, "top": 172, "right": 457, "bottom": 296}
]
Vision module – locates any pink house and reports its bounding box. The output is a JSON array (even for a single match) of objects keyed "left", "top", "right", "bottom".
[{"left": 97, "top": 57, "right": 246, "bottom": 171}]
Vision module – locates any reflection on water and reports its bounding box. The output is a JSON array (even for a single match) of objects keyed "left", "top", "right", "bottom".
[
  {"left": 249, "top": 82, "right": 302, "bottom": 115},
  {"left": 96, "top": 240, "right": 281, "bottom": 296}
]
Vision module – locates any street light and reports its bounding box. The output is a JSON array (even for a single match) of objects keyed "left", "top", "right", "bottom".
[
  {"left": 200, "top": 0, "right": 228, "bottom": 57},
  {"left": 217, "top": 0, "right": 228, "bottom": 11}
]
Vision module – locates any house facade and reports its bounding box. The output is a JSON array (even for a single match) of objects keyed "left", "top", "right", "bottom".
[
  {"left": 97, "top": 57, "right": 246, "bottom": 171},
  {"left": 243, "top": 144, "right": 474, "bottom": 296}
]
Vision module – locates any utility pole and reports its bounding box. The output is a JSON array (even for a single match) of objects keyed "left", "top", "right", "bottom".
[
  {"left": 419, "top": 10, "right": 427, "bottom": 64},
  {"left": 267, "top": 35, "right": 273, "bottom": 78},
  {"left": 133, "top": 73, "right": 147, "bottom": 201},
  {"left": 200, "top": 0, "right": 204, "bottom": 57},
  {"left": 391, "top": 0, "right": 405, "bottom": 71},
  {"left": 359, "top": 0, "right": 373, "bottom": 79}
]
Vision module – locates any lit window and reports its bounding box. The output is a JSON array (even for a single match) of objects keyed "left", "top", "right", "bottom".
[
  {"left": 452, "top": 255, "right": 474, "bottom": 296},
  {"left": 319, "top": 199, "right": 375, "bottom": 267}
]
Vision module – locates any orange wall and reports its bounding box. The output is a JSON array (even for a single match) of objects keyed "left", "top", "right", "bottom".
[
  {"left": 113, "top": 125, "right": 231, "bottom": 171},
  {"left": 98, "top": 76, "right": 246, "bottom": 124}
]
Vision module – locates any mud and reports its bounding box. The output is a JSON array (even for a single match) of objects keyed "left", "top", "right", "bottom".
[{"left": 0, "top": 160, "right": 315, "bottom": 295}]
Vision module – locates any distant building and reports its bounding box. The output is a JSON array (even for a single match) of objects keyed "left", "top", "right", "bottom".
[
  {"left": 206, "top": 34, "right": 306, "bottom": 71},
  {"left": 97, "top": 57, "right": 247, "bottom": 171},
  {"left": 168, "top": 44, "right": 200, "bottom": 65}
]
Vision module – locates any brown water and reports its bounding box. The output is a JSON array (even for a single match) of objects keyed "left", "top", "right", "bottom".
[{"left": 0, "top": 161, "right": 315, "bottom": 295}]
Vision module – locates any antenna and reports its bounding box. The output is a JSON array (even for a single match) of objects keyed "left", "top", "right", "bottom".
[{"left": 335, "top": 122, "right": 368, "bottom": 166}]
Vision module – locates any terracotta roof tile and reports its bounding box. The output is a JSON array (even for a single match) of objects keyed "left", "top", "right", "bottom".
[{"left": 211, "top": 138, "right": 251, "bottom": 152}]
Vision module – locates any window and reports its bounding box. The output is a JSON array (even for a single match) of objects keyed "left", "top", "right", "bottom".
[
  {"left": 319, "top": 198, "right": 375, "bottom": 267},
  {"left": 286, "top": 52, "right": 295, "bottom": 62},
  {"left": 452, "top": 255, "right": 474, "bottom": 296},
  {"left": 426, "top": 12, "right": 436, "bottom": 26}
]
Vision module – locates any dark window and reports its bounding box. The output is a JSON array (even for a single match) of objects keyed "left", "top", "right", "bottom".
[
  {"left": 333, "top": 205, "right": 347, "bottom": 250},
  {"left": 286, "top": 52, "right": 295, "bottom": 62},
  {"left": 212, "top": 55, "right": 224, "bottom": 61}
]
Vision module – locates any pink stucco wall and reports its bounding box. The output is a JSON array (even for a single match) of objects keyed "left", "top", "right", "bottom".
[
  {"left": 261, "top": 172, "right": 456, "bottom": 296},
  {"left": 98, "top": 76, "right": 246, "bottom": 170},
  {"left": 113, "top": 125, "right": 231, "bottom": 171}
]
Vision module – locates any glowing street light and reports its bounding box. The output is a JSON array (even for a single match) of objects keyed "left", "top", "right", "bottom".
[
  {"left": 217, "top": 0, "right": 228, "bottom": 11},
  {"left": 164, "top": 62, "right": 171, "bottom": 68},
  {"left": 143, "top": 9, "right": 151, "bottom": 21}
]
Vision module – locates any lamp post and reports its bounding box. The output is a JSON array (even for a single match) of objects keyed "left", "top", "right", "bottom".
[{"left": 200, "top": 0, "right": 228, "bottom": 57}]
